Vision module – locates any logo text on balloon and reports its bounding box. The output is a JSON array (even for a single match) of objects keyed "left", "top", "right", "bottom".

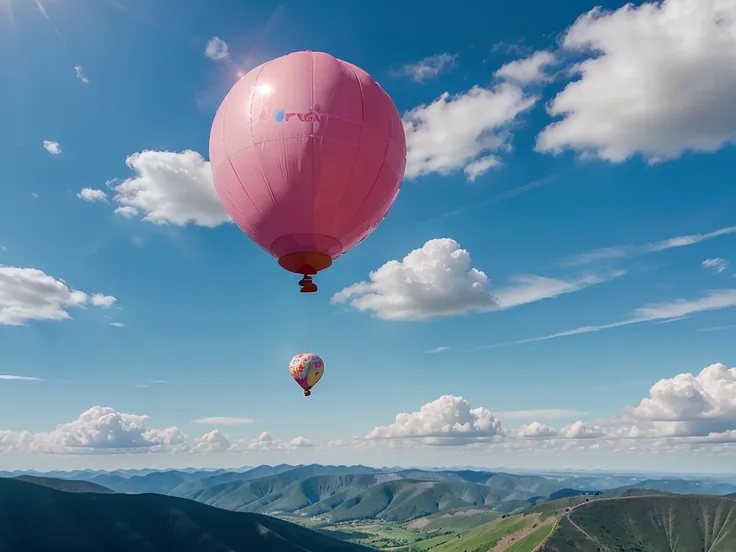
[{"left": 259, "top": 105, "right": 326, "bottom": 132}]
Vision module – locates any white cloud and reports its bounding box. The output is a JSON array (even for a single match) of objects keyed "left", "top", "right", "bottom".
[
  {"left": 0, "top": 407, "right": 308, "bottom": 455},
  {"left": 518, "top": 422, "right": 558, "bottom": 439},
  {"left": 90, "top": 294, "right": 116, "bottom": 308},
  {"left": 403, "top": 84, "right": 537, "bottom": 180},
  {"left": 0, "top": 375, "right": 44, "bottom": 381},
  {"left": 463, "top": 155, "right": 501, "bottom": 181},
  {"left": 109, "top": 322, "right": 128, "bottom": 328},
  {"left": 108, "top": 150, "right": 230, "bottom": 227},
  {"left": 114, "top": 206, "right": 138, "bottom": 218},
  {"left": 332, "top": 238, "right": 498, "bottom": 321},
  {"left": 42, "top": 140, "right": 61, "bottom": 156},
  {"left": 357, "top": 361, "right": 736, "bottom": 452},
  {"left": 365, "top": 395, "right": 503, "bottom": 445},
  {"left": 492, "top": 289, "right": 736, "bottom": 347},
  {"left": 626, "top": 363, "right": 736, "bottom": 430},
  {"left": 0, "top": 266, "right": 116, "bottom": 326},
  {"left": 425, "top": 346, "right": 450, "bottom": 354},
  {"left": 335, "top": 239, "right": 625, "bottom": 321},
  {"left": 562, "top": 225, "right": 736, "bottom": 267},
  {"left": 495, "top": 50, "right": 556, "bottom": 85},
  {"left": 703, "top": 258, "right": 728, "bottom": 273},
  {"left": 494, "top": 271, "right": 626, "bottom": 309},
  {"left": 74, "top": 65, "right": 88, "bottom": 83},
  {"left": 205, "top": 36, "right": 229, "bottom": 61},
  {"left": 536, "top": 0, "right": 736, "bottom": 163},
  {"left": 494, "top": 409, "right": 587, "bottom": 420},
  {"left": 0, "top": 246, "right": 6, "bottom": 252},
  {"left": 397, "top": 53, "right": 457, "bottom": 83},
  {"left": 558, "top": 421, "right": 604, "bottom": 439},
  {"left": 191, "top": 417, "right": 255, "bottom": 425},
  {"left": 77, "top": 188, "right": 108, "bottom": 203}
]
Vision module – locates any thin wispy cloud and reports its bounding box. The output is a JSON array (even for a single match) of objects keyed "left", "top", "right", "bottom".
[
  {"left": 480, "top": 289, "right": 736, "bottom": 349},
  {"left": 109, "top": 322, "right": 128, "bottom": 328},
  {"left": 493, "top": 409, "right": 586, "bottom": 419},
  {"left": 494, "top": 271, "right": 627, "bottom": 310},
  {"left": 702, "top": 258, "right": 728, "bottom": 274},
  {"left": 425, "top": 346, "right": 450, "bottom": 354},
  {"left": 396, "top": 53, "right": 457, "bottom": 83},
  {"left": 74, "top": 65, "right": 89, "bottom": 83},
  {"left": 428, "top": 176, "right": 556, "bottom": 222},
  {"left": 697, "top": 324, "right": 736, "bottom": 332},
  {"left": 561, "top": 225, "right": 736, "bottom": 267},
  {"left": 149, "top": 380, "right": 167, "bottom": 384},
  {"left": 0, "top": 375, "right": 44, "bottom": 381},
  {"left": 191, "top": 416, "right": 255, "bottom": 425}
]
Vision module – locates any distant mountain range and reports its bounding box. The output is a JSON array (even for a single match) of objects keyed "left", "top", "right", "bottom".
[
  {"left": 4, "top": 466, "right": 736, "bottom": 551},
  {"left": 0, "top": 478, "right": 369, "bottom": 552},
  {"left": 4, "top": 464, "right": 736, "bottom": 525}
]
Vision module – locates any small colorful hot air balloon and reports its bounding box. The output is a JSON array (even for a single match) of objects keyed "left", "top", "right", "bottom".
[
  {"left": 289, "top": 353, "right": 324, "bottom": 397},
  {"left": 209, "top": 50, "right": 407, "bottom": 293}
]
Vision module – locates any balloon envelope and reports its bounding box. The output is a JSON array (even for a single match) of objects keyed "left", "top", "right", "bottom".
[
  {"left": 289, "top": 353, "right": 324, "bottom": 396},
  {"left": 209, "top": 51, "right": 406, "bottom": 278}
]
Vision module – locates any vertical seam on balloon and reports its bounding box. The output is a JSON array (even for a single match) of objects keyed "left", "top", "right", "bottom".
[
  {"left": 227, "top": 157, "right": 262, "bottom": 215},
  {"left": 326, "top": 63, "right": 365, "bottom": 240},
  {"left": 310, "top": 51, "right": 317, "bottom": 239},
  {"left": 347, "top": 92, "right": 393, "bottom": 247},
  {"left": 250, "top": 64, "right": 277, "bottom": 207}
]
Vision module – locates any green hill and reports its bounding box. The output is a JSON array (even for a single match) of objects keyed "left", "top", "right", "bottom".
[
  {"left": 538, "top": 494, "right": 736, "bottom": 552},
  {"left": 317, "top": 479, "right": 509, "bottom": 523},
  {"left": 179, "top": 470, "right": 532, "bottom": 522},
  {"left": 12, "top": 475, "right": 114, "bottom": 494},
  {"left": 0, "top": 477, "right": 371, "bottom": 552}
]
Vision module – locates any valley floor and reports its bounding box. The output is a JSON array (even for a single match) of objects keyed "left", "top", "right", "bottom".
[{"left": 278, "top": 512, "right": 558, "bottom": 552}]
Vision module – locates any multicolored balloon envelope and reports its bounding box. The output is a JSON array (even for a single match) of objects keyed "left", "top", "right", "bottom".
[
  {"left": 289, "top": 353, "right": 324, "bottom": 397},
  {"left": 209, "top": 50, "right": 407, "bottom": 293}
]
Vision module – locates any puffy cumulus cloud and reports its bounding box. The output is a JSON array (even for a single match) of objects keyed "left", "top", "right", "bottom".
[
  {"left": 0, "top": 266, "right": 117, "bottom": 326},
  {"left": 518, "top": 422, "right": 558, "bottom": 439},
  {"left": 230, "top": 431, "right": 313, "bottom": 452},
  {"left": 77, "top": 188, "right": 108, "bottom": 203},
  {"left": 0, "top": 407, "right": 310, "bottom": 455},
  {"left": 42, "top": 140, "right": 61, "bottom": 155},
  {"left": 365, "top": 395, "right": 504, "bottom": 445},
  {"left": 333, "top": 239, "right": 622, "bottom": 321},
  {"left": 702, "top": 258, "right": 728, "bottom": 274},
  {"left": 403, "top": 83, "right": 536, "bottom": 180},
  {"left": 357, "top": 362, "right": 736, "bottom": 454},
  {"left": 536, "top": 0, "right": 736, "bottom": 163},
  {"left": 624, "top": 363, "right": 736, "bottom": 435},
  {"left": 396, "top": 53, "right": 457, "bottom": 83},
  {"left": 108, "top": 150, "right": 230, "bottom": 227},
  {"left": 205, "top": 36, "right": 229, "bottom": 61},
  {"left": 332, "top": 239, "right": 498, "bottom": 321},
  {"left": 495, "top": 51, "right": 556, "bottom": 85},
  {"left": 558, "top": 421, "right": 604, "bottom": 439}
]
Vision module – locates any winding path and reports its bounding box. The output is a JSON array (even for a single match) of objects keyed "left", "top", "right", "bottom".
[{"left": 531, "top": 494, "right": 666, "bottom": 552}]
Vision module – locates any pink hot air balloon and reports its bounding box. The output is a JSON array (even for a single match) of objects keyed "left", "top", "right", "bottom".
[{"left": 209, "top": 50, "right": 407, "bottom": 293}]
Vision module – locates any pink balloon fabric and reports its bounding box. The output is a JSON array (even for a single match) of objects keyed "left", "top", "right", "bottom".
[{"left": 209, "top": 51, "right": 406, "bottom": 269}]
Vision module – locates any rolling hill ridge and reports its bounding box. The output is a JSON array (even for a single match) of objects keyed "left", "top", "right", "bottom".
[
  {"left": 0, "top": 477, "right": 371, "bottom": 552},
  {"left": 538, "top": 494, "right": 736, "bottom": 552}
]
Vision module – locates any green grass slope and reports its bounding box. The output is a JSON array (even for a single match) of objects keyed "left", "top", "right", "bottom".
[
  {"left": 394, "top": 512, "right": 556, "bottom": 552},
  {"left": 539, "top": 495, "right": 736, "bottom": 552},
  {"left": 0, "top": 478, "right": 371, "bottom": 552},
  {"left": 12, "top": 475, "right": 114, "bottom": 494},
  {"left": 322, "top": 479, "right": 508, "bottom": 523}
]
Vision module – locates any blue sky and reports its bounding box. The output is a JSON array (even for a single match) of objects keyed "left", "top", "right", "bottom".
[{"left": 1, "top": 0, "right": 735, "bottom": 473}]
